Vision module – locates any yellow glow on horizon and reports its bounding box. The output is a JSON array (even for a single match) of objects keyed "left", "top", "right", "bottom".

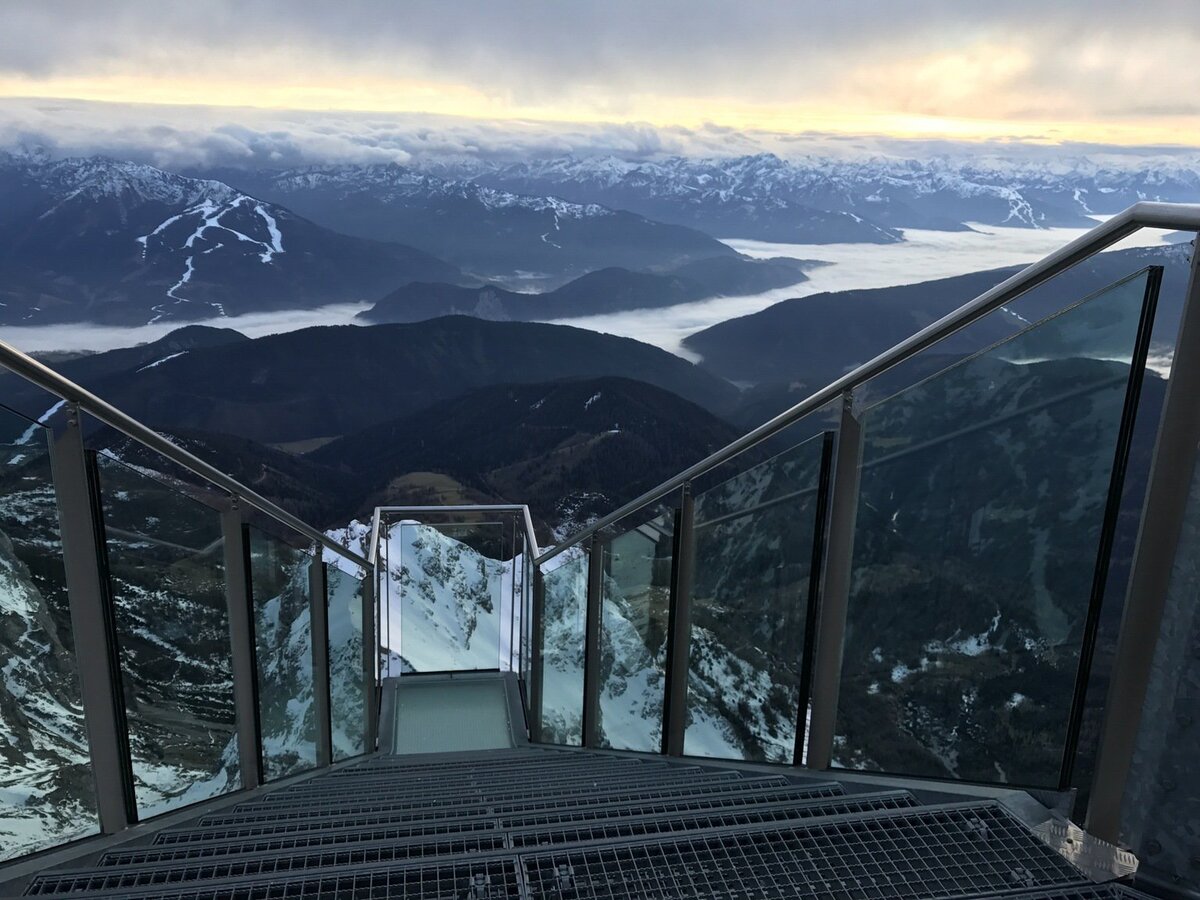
[{"left": 3, "top": 73, "right": 1199, "bottom": 148}]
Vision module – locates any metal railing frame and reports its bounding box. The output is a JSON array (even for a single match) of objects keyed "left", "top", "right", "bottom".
[
  {"left": 0, "top": 337, "right": 379, "bottom": 847},
  {"left": 528, "top": 202, "right": 1200, "bottom": 844}
]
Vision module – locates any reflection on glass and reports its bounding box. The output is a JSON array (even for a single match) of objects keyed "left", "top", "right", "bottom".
[
  {"left": 249, "top": 527, "right": 317, "bottom": 781},
  {"left": 836, "top": 271, "right": 1154, "bottom": 786},
  {"left": 96, "top": 454, "right": 238, "bottom": 817},
  {"left": 395, "top": 522, "right": 505, "bottom": 672},
  {"left": 538, "top": 553, "right": 588, "bottom": 745},
  {"left": 685, "top": 434, "right": 828, "bottom": 762},
  {"left": 326, "top": 562, "right": 366, "bottom": 761},
  {"left": 1119, "top": 450, "right": 1200, "bottom": 894},
  {"left": 598, "top": 512, "right": 673, "bottom": 751},
  {"left": 0, "top": 404, "right": 100, "bottom": 860}
]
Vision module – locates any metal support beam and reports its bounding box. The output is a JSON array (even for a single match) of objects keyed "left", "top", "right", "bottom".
[
  {"left": 361, "top": 569, "right": 378, "bottom": 751},
  {"left": 48, "top": 405, "right": 135, "bottom": 832},
  {"left": 662, "top": 485, "right": 696, "bottom": 756},
  {"left": 581, "top": 536, "right": 604, "bottom": 748},
  {"left": 528, "top": 567, "right": 545, "bottom": 742},
  {"left": 309, "top": 556, "right": 333, "bottom": 766},
  {"left": 1087, "top": 245, "right": 1200, "bottom": 841},
  {"left": 805, "top": 393, "right": 864, "bottom": 770},
  {"left": 221, "top": 508, "right": 261, "bottom": 790},
  {"left": 794, "top": 433, "right": 836, "bottom": 765}
]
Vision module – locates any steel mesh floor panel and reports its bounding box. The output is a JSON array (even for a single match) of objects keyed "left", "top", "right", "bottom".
[
  {"left": 521, "top": 804, "right": 1085, "bottom": 900},
  {"left": 975, "top": 888, "right": 1154, "bottom": 899},
  {"left": 487, "top": 776, "right": 806, "bottom": 817},
  {"left": 509, "top": 791, "right": 920, "bottom": 848},
  {"left": 267, "top": 763, "right": 668, "bottom": 797},
  {"left": 499, "top": 783, "right": 846, "bottom": 829},
  {"left": 240, "top": 769, "right": 739, "bottom": 811},
  {"left": 102, "top": 829, "right": 504, "bottom": 868},
  {"left": 27, "top": 837, "right": 512, "bottom": 895},
  {"left": 28, "top": 859, "right": 522, "bottom": 900},
  {"left": 156, "top": 805, "right": 497, "bottom": 844}
]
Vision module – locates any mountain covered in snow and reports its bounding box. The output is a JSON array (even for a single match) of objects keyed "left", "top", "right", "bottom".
[
  {"left": 439, "top": 152, "right": 1200, "bottom": 241},
  {"left": 0, "top": 154, "right": 461, "bottom": 326},
  {"left": 200, "top": 163, "right": 739, "bottom": 286}
]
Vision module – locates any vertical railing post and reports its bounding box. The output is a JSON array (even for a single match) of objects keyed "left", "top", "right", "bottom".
[
  {"left": 1087, "top": 245, "right": 1200, "bottom": 841},
  {"left": 221, "top": 505, "right": 261, "bottom": 790},
  {"left": 309, "top": 555, "right": 333, "bottom": 766},
  {"left": 805, "top": 392, "right": 864, "bottom": 770},
  {"left": 48, "top": 403, "right": 135, "bottom": 832},
  {"left": 581, "top": 536, "right": 604, "bottom": 748},
  {"left": 361, "top": 566, "right": 378, "bottom": 752},
  {"left": 794, "top": 432, "right": 836, "bottom": 765},
  {"left": 662, "top": 483, "right": 696, "bottom": 756},
  {"left": 529, "top": 567, "right": 545, "bottom": 742}
]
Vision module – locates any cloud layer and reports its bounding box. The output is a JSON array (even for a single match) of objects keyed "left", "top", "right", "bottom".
[{"left": 2, "top": 1, "right": 1200, "bottom": 148}]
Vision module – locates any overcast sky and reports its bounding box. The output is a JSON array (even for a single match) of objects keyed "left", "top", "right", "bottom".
[{"left": 2, "top": 1, "right": 1198, "bottom": 164}]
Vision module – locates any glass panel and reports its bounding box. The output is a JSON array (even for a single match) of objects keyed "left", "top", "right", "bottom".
[
  {"left": 685, "top": 433, "right": 829, "bottom": 762},
  {"left": 538, "top": 552, "right": 588, "bottom": 745},
  {"left": 96, "top": 454, "right": 238, "bottom": 817},
  {"left": 0, "top": 403, "right": 100, "bottom": 860},
  {"left": 326, "top": 561, "right": 366, "bottom": 761},
  {"left": 836, "top": 270, "right": 1153, "bottom": 786},
  {"left": 397, "top": 521, "right": 505, "bottom": 672},
  {"left": 1119, "top": 451, "right": 1200, "bottom": 895},
  {"left": 248, "top": 527, "right": 317, "bottom": 781},
  {"left": 598, "top": 511, "right": 673, "bottom": 751}
]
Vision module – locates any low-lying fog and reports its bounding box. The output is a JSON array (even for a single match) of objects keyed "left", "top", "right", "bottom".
[{"left": 0, "top": 219, "right": 1172, "bottom": 359}]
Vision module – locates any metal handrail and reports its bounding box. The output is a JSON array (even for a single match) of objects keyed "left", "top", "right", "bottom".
[
  {"left": 0, "top": 337, "right": 371, "bottom": 568},
  {"left": 535, "top": 201, "right": 1200, "bottom": 565},
  {"left": 368, "top": 504, "right": 540, "bottom": 567}
]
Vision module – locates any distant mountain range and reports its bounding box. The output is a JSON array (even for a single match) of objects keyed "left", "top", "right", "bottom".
[
  {"left": 359, "top": 256, "right": 815, "bottom": 324},
  {"left": 199, "top": 163, "right": 738, "bottom": 285},
  {"left": 0, "top": 154, "right": 462, "bottom": 326},
  {"left": 437, "top": 153, "right": 1200, "bottom": 240}
]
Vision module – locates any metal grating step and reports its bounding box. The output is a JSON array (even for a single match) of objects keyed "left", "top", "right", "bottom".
[
  {"left": 508, "top": 790, "right": 920, "bottom": 849},
  {"left": 975, "top": 889, "right": 1155, "bottom": 899},
  {"left": 109, "top": 821, "right": 501, "bottom": 866},
  {"left": 27, "top": 836, "right": 511, "bottom": 895},
  {"left": 152, "top": 778, "right": 838, "bottom": 847},
  {"left": 486, "top": 775, "right": 808, "bottom": 817},
  {"left": 25, "top": 858, "right": 522, "bottom": 900},
  {"left": 498, "top": 782, "right": 847, "bottom": 829},
  {"left": 238, "top": 767, "right": 743, "bottom": 811},
  {"left": 265, "top": 760, "right": 673, "bottom": 796},
  {"left": 520, "top": 802, "right": 1087, "bottom": 900},
  {"left": 198, "top": 774, "right": 795, "bottom": 828},
  {"left": 174, "top": 804, "right": 496, "bottom": 839}
]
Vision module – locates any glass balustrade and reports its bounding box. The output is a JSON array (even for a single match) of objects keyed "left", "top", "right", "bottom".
[
  {"left": 685, "top": 432, "right": 831, "bottom": 763},
  {"left": 94, "top": 453, "right": 239, "bottom": 818},
  {"left": 834, "top": 269, "right": 1158, "bottom": 787},
  {"left": 248, "top": 525, "right": 319, "bottom": 781},
  {"left": 597, "top": 508, "right": 674, "bottom": 752},
  {"left": 1119, "top": 449, "right": 1200, "bottom": 895},
  {"left": 537, "top": 551, "right": 588, "bottom": 745},
  {"left": 326, "top": 560, "right": 367, "bottom": 761},
  {"left": 0, "top": 402, "right": 100, "bottom": 860}
]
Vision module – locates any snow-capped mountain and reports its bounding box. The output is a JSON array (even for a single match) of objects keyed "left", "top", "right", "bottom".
[
  {"left": 440, "top": 152, "right": 1200, "bottom": 241},
  {"left": 0, "top": 154, "right": 461, "bottom": 326},
  {"left": 200, "top": 163, "right": 739, "bottom": 285}
]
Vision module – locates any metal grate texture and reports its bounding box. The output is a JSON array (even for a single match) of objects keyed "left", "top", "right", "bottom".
[{"left": 22, "top": 748, "right": 1100, "bottom": 899}]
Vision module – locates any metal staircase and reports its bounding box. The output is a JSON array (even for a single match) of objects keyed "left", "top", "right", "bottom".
[{"left": 14, "top": 746, "right": 1154, "bottom": 899}]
